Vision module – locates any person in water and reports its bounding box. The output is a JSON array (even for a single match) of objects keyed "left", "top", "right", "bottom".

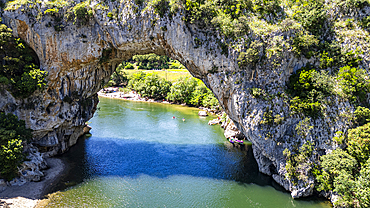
[
  {"left": 182, "top": 118, "right": 185, "bottom": 122},
  {"left": 173, "top": 116, "right": 176, "bottom": 119}
]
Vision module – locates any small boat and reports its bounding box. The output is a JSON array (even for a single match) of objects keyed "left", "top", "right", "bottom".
[{"left": 235, "top": 139, "right": 244, "bottom": 145}]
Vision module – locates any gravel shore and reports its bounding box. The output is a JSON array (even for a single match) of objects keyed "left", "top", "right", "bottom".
[{"left": 0, "top": 158, "right": 65, "bottom": 208}]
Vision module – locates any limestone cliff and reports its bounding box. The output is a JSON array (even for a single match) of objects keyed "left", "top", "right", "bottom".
[{"left": 1, "top": 0, "right": 369, "bottom": 202}]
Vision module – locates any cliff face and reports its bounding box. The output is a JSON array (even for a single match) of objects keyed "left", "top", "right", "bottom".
[{"left": 1, "top": 0, "right": 369, "bottom": 199}]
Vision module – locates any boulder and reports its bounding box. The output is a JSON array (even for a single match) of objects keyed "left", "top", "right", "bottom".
[{"left": 198, "top": 111, "right": 208, "bottom": 116}]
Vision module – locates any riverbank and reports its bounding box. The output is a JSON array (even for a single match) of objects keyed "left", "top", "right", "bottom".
[
  {"left": 0, "top": 158, "right": 65, "bottom": 208},
  {"left": 98, "top": 87, "right": 220, "bottom": 114}
]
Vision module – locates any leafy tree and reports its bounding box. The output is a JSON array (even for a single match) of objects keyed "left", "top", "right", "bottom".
[
  {"left": 355, "top": 158, "right": 370, "bottom": 207},
  {"left": 166, "top": 76, "right": 198, "bottom": 104},
  {"left": 0, "top": 22, "right": 47, "bottom": 97},
  {"left": 347, "top": 123, "right": 370, "bottom": 166},
  {"left": 293, "top": 0, "right": 327, "bottom": 37},
  {"left": 287, "top": 65, "right": 333, "bottom": 117},
  {"left": 338, "top": 66, "right": 370, "bottom": 105},
  {"left": 315, "top": 149, "right": 357, "bottom": 192},
  {"left": 127, "top": 72, "right": 171, "bottom": 100},
  {"left": 354, "top": 106, "right": 370, "bottom": 126},
  {"left": 0, "top": 113, "right": 32, "bottom": 181},
  {"left": 132, "top": 53, "right": 170, "bottom": 69}
]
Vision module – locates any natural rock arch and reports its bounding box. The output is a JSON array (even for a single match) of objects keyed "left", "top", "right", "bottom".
[
  {"left": 2, "top": 2, "right": 241, "bottom": 155},
  {"left": 2, "top": 0, "right": 367, "bottom": 199}
]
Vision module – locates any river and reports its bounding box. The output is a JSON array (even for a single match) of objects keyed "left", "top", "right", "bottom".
[{"left": 43, "top": 97, "right": 331, "bottom": 207}]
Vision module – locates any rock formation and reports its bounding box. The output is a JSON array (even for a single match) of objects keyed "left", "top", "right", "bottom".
[{"left": 1, "top": 0, "right": 369, "bottom": 201}]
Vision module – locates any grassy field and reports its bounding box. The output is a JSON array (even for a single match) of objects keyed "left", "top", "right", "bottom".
[{"left": 123, "top": 69, "right": 192, "bottom": 82}]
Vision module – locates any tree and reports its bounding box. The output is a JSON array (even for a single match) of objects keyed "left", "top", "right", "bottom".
[
  {"left": 347, "top": 123, "right": 370, "bottom": 166},
  {"left": 0, "top": 22, "right": 47, "bottom": 97},
  {"left": 0, "top": 113, "right": 32, "bottom": 181}
]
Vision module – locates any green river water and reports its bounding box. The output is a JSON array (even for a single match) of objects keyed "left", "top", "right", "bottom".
[{"left": 43, "top": 97, "right": 331, "bottom": 208}]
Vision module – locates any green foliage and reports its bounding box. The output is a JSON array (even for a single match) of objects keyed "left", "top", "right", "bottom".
[
  {"left": 338, "top": 66, "right": 370, "bottom": 105},
  {"left": 168, "top": 60, "right": 186, "bottom": 69},
  {"left": 333, "top": 131, "right": 345, "bottom": 144},
  {"left": 237, "top": 41, "right": 262, "bottom": 67},
  {"left": 72, "top": 1, "right": 93, "bottom": 25},
  {"left": 0, "top": 23, "right": 47, "bottom": 97},
  {"left": 336, "top": 0, "right": 370, "bottom": 13},
  {"left": 132, "top": 53, "right": 170, "bottom": 69},
  {"left": 150, "top": 0, "right": 170, "bottom": 18},
  {"left": 354, "top": 106, "right": 370, "bottom": 126},
  {"left": 347, "top": 123, "right": 370, "bottom": 166},
  {"left": 166, "top": 76, "right": 197, "bottom": 104},
  {"left": 119, "top": 68, "right": 218, "bottom": 108},
  {"left": 293, "top": 1, "right": 327, "bottom": 37},
  {"left": 124, "top": 62, "right": 135, "bottom": 69},
  {"left": 253, "top": 0, "right": 282, "bottom": 21},
  {"left": 315, "top": 149, "right": 357, "bottom": 192},
  {"left": 183, "top": 0, "right": 252, "bottom": 39},
  {"left": 0, "top": 113, "right": 32, "bottom": 181},
  {"left": 315, "top": 149, "right": 359, "bottom": 207},
  {"left": 260, "top": 109, "right": 274, "bottom": 125},
  {"left": 295, "top": 117, "right": 313, "bottom": 138},
  {"left": 133, "top": 73, "right": 172, "bottom": 99},
  {"left": 250, "top": 87, "right": 264, "bottom": 98},
  {"left": 355, "top": 158, "right": 370, "bottom": 207},
  {"left": 44, "top": 8, "right": 59, "bottom": 16},
  {"left": 283, "top": 141, "right": 314, "bottom": 185},
  {"left": 292, "top": 32, "right": 318, "bottom": 58},
  {"left": 360, "top": 15, "right": 370, "bottom": 30},
  {"left": 319, "top": 42, "right": 363, "bottom": 69},
  {"left": 287, "top": 65, "right": 333, "bottom": 117},
  {"left": 108, "top": 67, "right": 129, "bottom": 87}
]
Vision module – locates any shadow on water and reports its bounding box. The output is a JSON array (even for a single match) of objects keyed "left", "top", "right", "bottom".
[{"left": 51, "top": 135, "right": 280, "bottom": 194}]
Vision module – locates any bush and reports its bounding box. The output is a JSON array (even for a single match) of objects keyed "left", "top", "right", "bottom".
[
  {"left": 0, "top": 113, "right": 32, "bottom": 181},
  {"left": 293, "top": 1, "right": 327, "bottom": 37},
  {"left": 347, "top": 123, "right": 370, "bottom": 166},
  {"left": 338, "top": 65, "right": 370, "bottom": 105},
  {"left": 237, "top": 41, "right": 262, "bottom": 67},
  {"left": 150, "top": 0, "right": 170, "bottom": 18},
  {"left": 292, "top": 32, "right": 319, "bottom": 58},
  {"left": 319, "top": 42, "right": 362, "bottom": 69},
  {"left": 287, "top": 65, "right": 333, "bottom": 117},
  {"left": 315, "top": 149, "right": 357, "bottom": 191},
  {"left": 128, "top": 72, "right": 171, "bottom": 100},
  {"left": 354, "top": 106, "right": 370, "bottom": 126},
  {"left": 166, "top": 76, "right": 198, "bottom": 104},
  {"left": 355, "top": 158, "right": 370, "bottom": 207},
  {"left": 72, "top": 1, "right": 93, "bottom": 25},
  {"left": 283, "top": 141, "right": 314, "bottom": 185}
]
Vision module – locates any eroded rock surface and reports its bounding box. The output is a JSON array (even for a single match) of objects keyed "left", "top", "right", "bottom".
[{"left": 1, "top": 0, "right": 369, "bottom": 199}]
